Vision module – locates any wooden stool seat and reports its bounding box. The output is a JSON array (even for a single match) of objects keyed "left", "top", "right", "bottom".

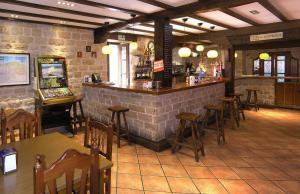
[
  {"left": 108, "top": 106, "right": 129, "bottom": 113},
  {"left": 176, "top": 112, "right": 201, "bottom": 122},
  {"left": 108, "top": 106, "right": 130, "bottom": 147},
  {"left": 246, "top": 88, "right": 260, "bottom": 111},
  {"left": 172, "top": 112, "right": 204, "bottom": 162},
  {"left": 202, "top": 104, "right": 225, "bottom": 144}
]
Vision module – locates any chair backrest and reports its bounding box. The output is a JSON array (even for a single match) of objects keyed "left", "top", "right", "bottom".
[
  {"left": 84, "top": 117, "right": 113, "bottom": 160},
  {"left": 1, "top": 108, "right": 42, "bottom": 144},
  {"left": 34, "top": 144, "right": 100, "bottom": 194}
]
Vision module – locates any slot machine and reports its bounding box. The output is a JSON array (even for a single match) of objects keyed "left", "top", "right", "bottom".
[{"left": 34, "top": 56, "right": 76, "bottom": 132}]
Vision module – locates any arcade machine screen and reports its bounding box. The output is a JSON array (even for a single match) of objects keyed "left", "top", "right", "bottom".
[{"left": 39, "top": 63, "right": 73, "bottom": 99}]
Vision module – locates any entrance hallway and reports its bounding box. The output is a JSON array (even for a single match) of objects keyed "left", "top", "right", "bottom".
[{"left": 74, "top": 108, "right": 300, "bottom": 194}]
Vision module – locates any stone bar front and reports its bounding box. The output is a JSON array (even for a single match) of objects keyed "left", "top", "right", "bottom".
[{"left": 82, "top": 80, "right": 225, "bottom": 151}]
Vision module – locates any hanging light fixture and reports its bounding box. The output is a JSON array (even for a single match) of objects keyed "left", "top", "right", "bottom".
[
  {"left": 178, "top": 18, "right": 191, "bottom": 58},
  {"left": 130, "top": 14, "right": 138, "bottom": 50},
  {"left": 101, "top": 22, "right": 112, "bottom": 55},
  {"left": 207, "top": 50, "right": 219, "bottom": 59},
  {"left": 196, "top": 45, "right": 205, "bottom": 52},
  {"left": 102, "top": 45, "right": 112, "bottom": 55},
  {"left": 259, "top": 52, "right": 269, "bottom": 60}
]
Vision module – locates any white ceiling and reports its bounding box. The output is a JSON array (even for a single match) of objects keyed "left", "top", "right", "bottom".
[
  {"left": 0, "top": 2, "right": 118, "bottom": 25},
  {"left": 156, "top": 0, "right": 198, "bottom": 7},
  {"left": 0, "top": 12, "right": 98, "bottom": 28},
  {"left": 197, "top": 10, "right": 252, "bottom": 28},
  {"left": 90, "top": 0, "right": 163, "bottom": 13},
  {"left": 268, "top": 0, "right": 300, "bottom": 20},
  {"left": 230, "top": 2, "right": 281, "bottom": 24},
  {"left": 17, "top": 0, "right": 132, "bottom": 20}
]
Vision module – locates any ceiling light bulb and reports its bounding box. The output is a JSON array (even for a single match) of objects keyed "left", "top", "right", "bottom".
[
  {"left": 15, "top": 15, "right": 18, "bottom": 18},
  {"left": 71, "top": 3, "right": 75, "bottom": 7},
  {"left": 62, "top": 2, "right": 66, "bottom": 5},
  {"left": 66, "top": 3, "right": 70, "bottom": 6},
  {"left": 57, "top": 1, "right": 61, "bottom": 4}
]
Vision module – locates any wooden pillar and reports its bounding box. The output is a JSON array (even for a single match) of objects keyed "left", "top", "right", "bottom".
[
  {"left": 225, "top": 47, "right": 235, "bottom": 96},
  {"left": 153, "top": 18, "right": 173, "bottom": 88}
]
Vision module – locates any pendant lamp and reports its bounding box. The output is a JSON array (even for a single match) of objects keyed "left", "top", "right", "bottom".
[
  {"left": 196, "top": 45, "right": 204, "bottom": 52},
  {"left": 178, "top": 18, "right": 191, "bottom": 58},
  {"left": 207, "top": 50, "right": 218, "bottom": 59},
  {"left": 259, "top": 53, "right": 269, "bottom": 60},
  {"left": 102, "top": 45, "right": 112, "bottom": 55}
]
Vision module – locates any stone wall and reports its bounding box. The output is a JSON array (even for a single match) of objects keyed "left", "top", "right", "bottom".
[
  {"left": 235, "top": 78, "right": 275, "bottom": 105},
  {"left": 83, "top": 82, "right": 225, "bottom": 142},
  {"left": 0, "top": 19, "right": 107, "bottom": 111}
]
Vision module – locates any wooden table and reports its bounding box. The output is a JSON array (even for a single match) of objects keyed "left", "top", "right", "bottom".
[{"left": 0, "top": 133, "right": 113, "bottom": 194}]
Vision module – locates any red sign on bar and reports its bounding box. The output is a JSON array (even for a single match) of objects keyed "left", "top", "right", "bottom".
[{"left": 153, "top": 60, "right": 164, "bottom": 72}]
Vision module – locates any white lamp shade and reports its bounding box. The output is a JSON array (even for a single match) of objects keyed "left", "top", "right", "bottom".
[
  {"left": 207, "top": 50, "right": 219, "bottom": 59},
  {"left": 102, "top": 45, "right": 112, "bottom": 55},
  {"left": 130, "top": 42, "right": 138, "bottom": 50},
  {"left": 196, "top": 45, "right": 204, "bottom": 52},
  {"left": 192, "top": 52, "right": 198, "bottom": 57},
  {"left": 259, "top": 53, "right": 270, "bottom": 60},
  {"left": 178, "top": 47, "right": 191, "bottom": 58},
  {"left": 235, "top": 52, "right": 238, "bottom": 58}
]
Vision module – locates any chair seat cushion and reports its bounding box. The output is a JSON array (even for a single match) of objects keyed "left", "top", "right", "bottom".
[{"left": 108, "top": 106, "right": 129, "bottom": 112}]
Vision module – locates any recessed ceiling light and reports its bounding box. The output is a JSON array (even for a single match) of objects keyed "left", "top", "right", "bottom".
[
  {"left": 10, "top": 14, "right": 19, "bottom": 18},
  {"left": 210, "top": 26, "right": 215, "bottom": 30},
  {"left": 60, "top": 21, "right": 67, "bottom": 24},
  {"left": 249, "top": 10, "right": 260, "bottom": 15},
  {"left": 57, "top": 1, "right": 75, "bottom": 7}
]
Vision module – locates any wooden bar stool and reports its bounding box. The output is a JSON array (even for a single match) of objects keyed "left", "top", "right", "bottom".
[
  {"left": 230, "top": 93, "right": 246, "bottom": 120},
  {"left": 71, "top": 96, "right": 85, "bottom": 135},
  {"left": 220, "top": 97, "right": 239, "bottom": 130},
  {"left": 171, "top": 112, "right": 205, "bottom": 162},
  {"left": 201, "top": 104, "right": 225, "bottom": 144},
  {"left": 246, "top": 89, "right": 260, "bottom": 111},
  {"left": 108, "top": 106, "right": 130, "bottom": 148}
]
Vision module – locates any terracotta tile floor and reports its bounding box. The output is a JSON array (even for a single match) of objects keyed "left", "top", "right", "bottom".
[{"left": 74, "top": 108, "right": 300, "bottom": 193}]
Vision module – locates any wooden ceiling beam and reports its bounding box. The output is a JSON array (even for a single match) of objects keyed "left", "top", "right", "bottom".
[
  {"left": 0, "top": 0, "right": 126, "bottom": 21},
  {"left": 220, "top": 8, "right": 259, "bottom": 26},
  {"left": 258, "top": 0, "right": 288, "bottom": 22},
  {"left": 170, "top": 20, "right": 212, "bottom": 32},
  {"left": 66, "top": 0, "right": 144, "bottom": 15},
  {"left": 0, "top": 16, "right": 93, "bottom": 30},
  {"left": 136, "top": 0, "right": 173, "bottom": 9},
  {"left": 139, "top": 23, "right": 194, "bottom": 35},
  {"left": 0, "top": 8, "right": 103, "bottom": 27}
]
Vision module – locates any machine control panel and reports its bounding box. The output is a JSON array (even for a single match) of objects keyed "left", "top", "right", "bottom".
[{"left": 41, "top": 88, "right": 73, "bottom": 99}]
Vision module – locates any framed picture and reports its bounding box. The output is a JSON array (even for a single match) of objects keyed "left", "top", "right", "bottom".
[
  {"left": 91, "top": 51, "right": 97, "bottom": 58},
  {"left": 86, "top": 46, "right": 91, "bottom": 52},
  {"left": 77, "top": 51, "right": 82, "bottom": 58},
  {"left": 0, "top": 53, "right": 30, "bottom": 87}
]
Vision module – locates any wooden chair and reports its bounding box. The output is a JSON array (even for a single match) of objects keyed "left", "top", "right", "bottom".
[
  {"left": 33, "top": 143, "right": 100, "bottom": 194},
  {"left": 1, "top": 108, "right": 42, "bottom": 145},
  {"left": 84, "top": 117, "right": 113, "bottom": 194}
]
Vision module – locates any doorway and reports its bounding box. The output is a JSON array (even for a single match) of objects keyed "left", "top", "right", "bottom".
[{"left": 108, "top": 43, "right": 130, "bottom": 85}]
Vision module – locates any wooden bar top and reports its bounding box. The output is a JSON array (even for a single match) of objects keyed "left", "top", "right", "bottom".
[
  {"left": 82, "top": 80, "right": 225, "bottom": 95},
  {"left": 235, "top": 75, "right": 300, "bottom": 80}
]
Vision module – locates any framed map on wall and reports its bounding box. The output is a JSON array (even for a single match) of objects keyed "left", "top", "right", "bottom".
[{"left": 0, "top": 53, "right": 30, "bottom": 87}]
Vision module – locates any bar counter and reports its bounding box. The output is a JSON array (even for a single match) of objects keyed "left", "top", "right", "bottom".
[
  {"left": 82, "top": 79, "right": 224, "bottom": 95},
  {"left": 82, "top": 80, "right": 225, "bottom": 151}
]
